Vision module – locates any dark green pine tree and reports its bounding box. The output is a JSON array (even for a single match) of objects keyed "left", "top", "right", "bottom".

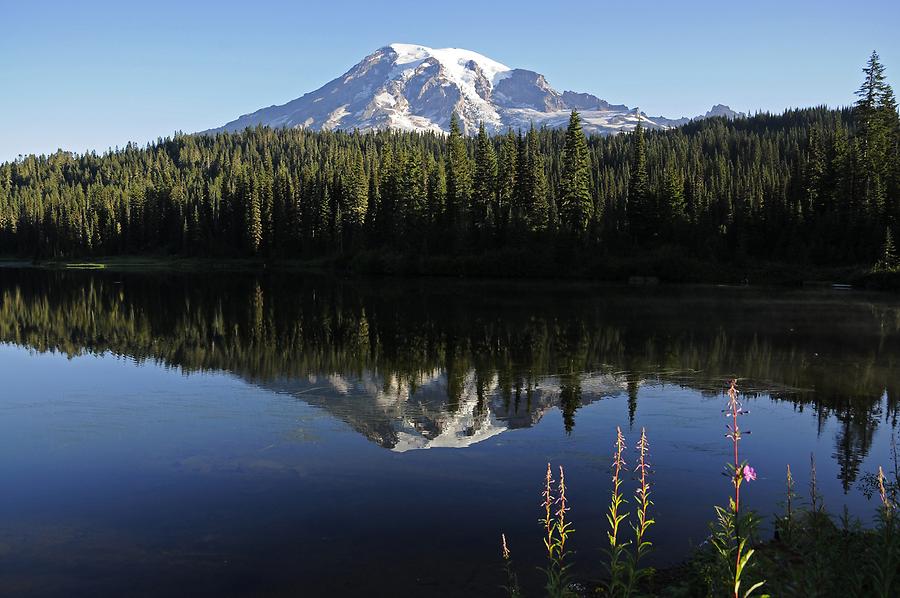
[
  {"left": 426, "top": 155, "right": 446, "bottom": 233},
  {"left": 445, "top": 113, "right": 471, "bottom": 235},
  {"left": 345, "top": 150, "right": 368, "bottom": 235},
  {"left": 497, "top": 128, "right": 518, "bottom": 234},
  {"left": 627, "top": 120, "right": 651, "bottom": 238},
  {"left": 876, "top": 227, "right": 898, "bottom": 271},
  {"left": 525, "top": 125, "right": 549, "bottom": 232},
  {"left": 258, "top": 164, "right": 274, "bottom": 254},
  {"left": 660, "top": 165, "right": 685, "bottom": 231},
  {"left": 272, "top": 164, "right": 294, "bottom": 253},
  {"left": 317, "top": 178, "right": 332, "bottom": 246},
  {"left": 376, "top": 147, "right": 400, "bottom": 241},
  {"left": 472, "top": 122, "right": 498, "bottom": 235},
  {"left": 805, "top": 127, "right": 827, "bottom": 218},
  {"left": 512, "top": 130, "right": 529, "bottom": 231},
  {"left": 558, "top": 111, "right": 592, "bottom": 234},
  {"left": 365, "top": 162, "right": 380, "bottom": 237},
  {"left": 854, "top": 51, "right": 897, "bottom": 214},
  {"left": 243, "top": 170, "right": 262, "bottom": 254},
  {"left": 399, "top": 151, "right": 426, "bottom": 239},
  {"left": 829, "top": 124, "right": 856, "bottom": 221},
  {"left": 373, "top": 146, "right": 395, "bottom": 241}
]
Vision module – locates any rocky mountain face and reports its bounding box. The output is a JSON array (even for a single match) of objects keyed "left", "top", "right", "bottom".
[{"left": 209, "top": 43, "right": 742, "bottom": 136}]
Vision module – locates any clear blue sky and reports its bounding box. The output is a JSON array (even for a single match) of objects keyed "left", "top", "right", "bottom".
[{"left": 1, "top": 0, "right": 898, "bottom": 161}]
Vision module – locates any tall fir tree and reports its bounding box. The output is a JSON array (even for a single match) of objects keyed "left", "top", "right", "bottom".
[
  {"left": 273, "top": 164, "right": 294, "bottom": 253},
  {"left": 243, "top": 170, "right": 262, "bottom": 254},
  {"left": 399, "top": 151, "right": 426, "bottom": 239},
  {"left": 497, "top": 128, "right": 518, "bottom": 234},
  {"left": 660, "top": 165, "right": 685, "bottom": 232},
  {"left": 627, "top": 120, "right": 651, "bottom": 238},
  {"left": 472, "top": 122, "right": 498, "bottom": 235},
  {"left": 445, "top": 114, "right": 471, "bottom": 235},
  {"left": 805, "top": 127, "right": 827, "bottom": 218},
  {"left": 525, "top": 125, "right": 549, "bottom": 232},
  {"left": 876, "top": 227, "right": 898, "bottom": 271},
  {"left": 558, "top": 111, "right": 592, "bottom": 234},
  {"left": 345, "top": 149, "right": 369, "bottom": 236},
  {"left": 855, "top": 51, "right": 898, "bottom": 215},
  {"left": 512, "top": 130, "right": 529, "bottom": 231},
  {"left": 426, "top": 155, "right": 446, "bottom": 232}
]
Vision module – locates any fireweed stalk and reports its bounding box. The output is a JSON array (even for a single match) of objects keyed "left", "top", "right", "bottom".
[
  {"left": 780, "top": 464, "right": 797, "bottom": 544},
  {"left": 786, "top": 464, "right": 794, "bottom": 520},
  {"left": 879, "top": 466, "right": 894, "bottom": 512},
  {"left": 499, "top": 533, "right": 521, "bottom": 598},
  {"left": 713, "top": 379, "right": 764, "bottom": 598},
  {"left": 872, "top": 466, "right": 898, "bottom": 598},
  {"left": 809, "top": 453, "right": 823, "bottom": 513},
  {"left": 543, "top": 463, "right": 555, "bottom": 559},
  {"left": 604, "top": 426, "right": 630, "bottom": 594},
  {"left": 539, "top": 463, "right": 575, "bottom": 597},
  {"left": 623, "top": 427, "right": 655, "bottom": 595}
]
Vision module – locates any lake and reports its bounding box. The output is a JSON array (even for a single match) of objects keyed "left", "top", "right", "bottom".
[{"left": 0, "top": 268, "right": 897, "bottom": 596}]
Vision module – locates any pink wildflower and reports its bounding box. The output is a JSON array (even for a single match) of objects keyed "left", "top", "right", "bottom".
[{"left": 742, "top": 464, "right": 757, "bottom": 482}]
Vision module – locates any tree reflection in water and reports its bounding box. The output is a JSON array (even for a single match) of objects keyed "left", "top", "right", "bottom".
[{"left": 1, "top": 268, "right": 897, "bottom": 490}]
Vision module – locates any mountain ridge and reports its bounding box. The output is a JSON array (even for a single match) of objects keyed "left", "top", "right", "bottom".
[{"left": 207, "top": 43, "right": 742, "bottom": 136}]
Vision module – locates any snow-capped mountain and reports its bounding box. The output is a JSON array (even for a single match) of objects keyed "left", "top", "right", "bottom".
[{"left": 209, "top": 43, "right": 741, "bottom": 136}]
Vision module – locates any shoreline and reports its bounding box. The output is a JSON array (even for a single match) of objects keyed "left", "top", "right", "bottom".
[{"left": 2, "top": 253, "right": 896, "bottom": 291}]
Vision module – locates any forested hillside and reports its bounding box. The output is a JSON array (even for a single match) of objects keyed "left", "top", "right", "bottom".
[{"left": 1, "top": 54, "right": 897, "bottom": 275}]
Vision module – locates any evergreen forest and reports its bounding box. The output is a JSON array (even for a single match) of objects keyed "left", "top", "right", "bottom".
[{"left": 1, "top": 53, "right": 898, "bottom": 279}]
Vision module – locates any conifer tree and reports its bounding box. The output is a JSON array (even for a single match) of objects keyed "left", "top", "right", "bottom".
[
  {"left": 446, "top": 114, "right": 471, "bottom": 234},
  {"left": 525, "top": 125, "right": 549, "bottom": 231},
  {"left": 317, "top": 179, "right": 332, "bottom": 246},
  {"left": 345, "top": 150, "right": 368, "bottom": 234},
  {"left": 512, "top": 130, "right": 529, "bottom": 231},
  {"left": 399, "top": 151, "right": 426, "bottom": 238},
  {"left": 559, "top": 111, "right": 592, "bottom": 234},
  {"left": 365, "top": 164, "right": 379, "bottom": 236},
  {"left": 472, "top": 122, "right": 498, "bottom": 235},
  {"left": 661, "top": 165, "right": 685, "bottom": 228},
  {"left": 243, "top": 171, "right": 262, "bottom": 254},
  {"left": 497, "top": 128, "right": 518, "bottom": 233},
  {"left": 855, "top": 51, "right": 899, "bottom": 214},
  {"left": 258, "top": 165, "right": 274, "bottom": 254},
  {"left": 377, "top": 147, "right": 398, "bottom": 241},
  {"left": 876, "top": 227, "right": 898, "bottom": 271},
  {"left": 426, "top": 156, "right": 446, "bottom": 231},
  {"left": 627, "top": 120, "right": 651, "bottom": 238},
  {"left": 273, "top": 164, "right": 293, "bottom": 253},
  {"left": 806, "top": 127, "right": 827, "bottom": 217}
]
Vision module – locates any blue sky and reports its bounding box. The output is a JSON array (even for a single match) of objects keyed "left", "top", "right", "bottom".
[{"left": 1, "top": 0, "right": 898, "bottom": 161}]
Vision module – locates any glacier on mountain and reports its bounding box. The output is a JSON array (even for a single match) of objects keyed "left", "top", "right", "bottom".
[{"left": 208, "top": 43, "right": 742, "bottom": 136}]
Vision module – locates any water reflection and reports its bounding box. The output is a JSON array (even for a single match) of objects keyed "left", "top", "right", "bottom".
[
  {"left": 0, "top": 268, "right": 898, "bottom": 490},
  {"left": 262, "top": 371, "right": 625, "bottom": 450}
]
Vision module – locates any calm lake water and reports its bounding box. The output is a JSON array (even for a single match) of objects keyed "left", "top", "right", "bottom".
[{"left": 0, "top": 268, "right": 898, "bottom": 596}]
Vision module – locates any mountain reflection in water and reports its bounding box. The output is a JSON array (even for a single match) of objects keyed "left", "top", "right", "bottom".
[
  {"left": 1, "top": 268, "right": 897, "bottom": 491},
  {"left": 2, "top": 268, "right": 900, "bottom": 596}
]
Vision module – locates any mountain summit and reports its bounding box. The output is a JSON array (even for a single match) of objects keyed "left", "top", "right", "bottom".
[{"left": 210, "top": 43, "right": 740, "bottom": 136}]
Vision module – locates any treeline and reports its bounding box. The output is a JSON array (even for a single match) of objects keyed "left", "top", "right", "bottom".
[{"left": 1, "top": 54, "right": 898, "bottom": 268}]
